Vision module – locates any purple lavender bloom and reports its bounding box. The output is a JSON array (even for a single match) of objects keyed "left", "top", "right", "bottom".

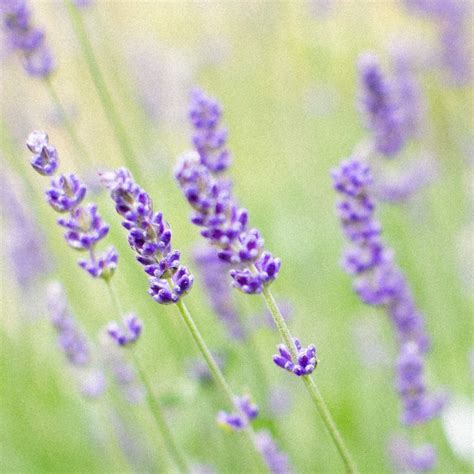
[
  {"left": 193, "top": 246, "right": 245, "bottom": 340},
  {"left": 389, "top": 435, "right": 437, "bottom": 472},
  {"left": 217, "top": 394, "right": 258, "bottom": 431},
  {"left": 27, "top": 132, "right": 118, "bottom": 280},
  {"left": 47, "top": 281, "right": 90, "bottom": 366},
  {"left": 332, "top": 157, "right": 430, "bottom": 351},
  {"left": 358, "top": 54, "right": 405, "bottom": 156},
  {"left": 175, "top": 151, "right": 280, "bottom": 294},
  {"left": 273, "top": 338, "right": 317, "bottom": 376},
  {"left": 255, "top": 430, "right": 293, "bottom": 474},
  {"left": 27, "top": 130, "right": 58, "bottom": 176},
  {"left": 46, "top": 173, "right": 87, "bottom": 212},
  {"left": 189, "top": 88, "right": 231, "bottom": 173},
  {"left": 107, "top": 314, "right": 143, "bottom": 347},
  {"left": 396, "top": 343, "right": 447, "bottom": 426},
  {"left": 101, "top": 167, "right": 194, "bottom": 305},
  {"left": 1, "top": 0, "right": 55, "bottom": 78}
]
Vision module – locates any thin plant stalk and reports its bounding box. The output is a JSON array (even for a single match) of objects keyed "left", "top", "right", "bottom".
[
  {"left": 261, "top": 285, "right": 358, "bottom": 474},
  {"left": 174, "top": 298, "right": 269, "bottom": 473},
  {"left": 43, "top": 78, "right": 93, "bottom": 169},
  {"left": 106, "top": 282, "right": 189, "bottom": 473},
  {"left": 65, "top": 0, "right": 142, "bottom": 183}
]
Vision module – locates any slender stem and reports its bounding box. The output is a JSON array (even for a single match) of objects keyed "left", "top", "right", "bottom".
[
  {"left": 65, "top": 0, "right": 142, "bottom": 182},
  {"left": 131, "top": 349, "right": 189, "bottom": 474},
  {"left": 261, "top": 286, "right": 358, "bottom": 474},
  {"left": 43, "top": 78, "right": 93, "bottom": 168},
  {"left": 174, "top": 299, "right": 269, "bottom": 473},
  {"left": 105, "top": 282, "right": 188, "bottom": 473}
]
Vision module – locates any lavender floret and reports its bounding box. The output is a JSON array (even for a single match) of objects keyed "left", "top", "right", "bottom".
[
  {"left": 357, "top": 54, "right": 404, "bottom": 156},
  {"left": 107, "top": 314, "right": 143, "bottom": 347},
  {"left": 217, "top": 394, "right": 258, "bottom": 431},
  {"left": 101, "top": 167, "right": 194, "bottom": 304},
  {"left": 28, "top": 131, "right": 59, "bottom": 176},
  {"left": 46, "top": 173, "right": 87, "bottom": 212},
  {"left": 273, "top": 338, "right": 317, "bottom": 376}
]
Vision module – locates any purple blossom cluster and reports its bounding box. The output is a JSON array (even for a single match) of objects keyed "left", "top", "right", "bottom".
[
  {"left": 0, "top": 0, "right": 54, "bottom": 78},
  {"left": 396, "top": 343, "right": 446, "bottom": 426},
  {"left": 357, "top": 54, "right": 405, "bottom": 157},
  {"left": 107, "top": 314, "right": 143, "bottom": 347},
  {"left": 273, "top": 338, "right": 317, "bottom": 377},
  {"left": 47, "top": 281, "right": 105, "bottom": 398},
  {"left": 217, "top": 394, "right": 258, "bottom": 431},
  {"left": 175, "top": 152, "right": 280, "bottom": 294},
  {"left": 100, "top": 167, "right": 193, "bottom": 304},
  {"left": 255, "top": 430, "right": 293, "bottom": 474},
  {"left": 26, "top": 131, "right": 118, "bottom": 280},
  {"left": 332, "top": 158, "right": 430, "bottom": 351},
  {"left": 193, "top": 246, "right": 245, "bottom": 340},
  {"left": 189, "top": 88, "right": 231, "bottom": 173}
]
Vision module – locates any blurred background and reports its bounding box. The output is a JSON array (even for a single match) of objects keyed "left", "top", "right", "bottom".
[{"left": 0, "top": 1, "right": 473, "bottom": 472}]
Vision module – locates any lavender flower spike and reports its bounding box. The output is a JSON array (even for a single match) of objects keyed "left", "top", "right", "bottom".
[
  {"left": 273, "top": 338, "right": 318, "bottom": 376},
  {"left": 101, "top": 167, "right": 194, "bottom": 304},
  {"left": 389, "top": 435, "right": 437, "bottom": 472},
  {"left": 1, "top": 0, "right": 55, "bottom": 78},
  {"left": 357, "top": 53, "right": 404, "bottom": 156},
  {"left": 107, "top": 314, "right": 143, "bottom": 347},
  {"left": 255, "top": 431, "right": 293, "bottom": 474},
  {"left": 26, "top": 131, "right": 118, "bottom": 280}
]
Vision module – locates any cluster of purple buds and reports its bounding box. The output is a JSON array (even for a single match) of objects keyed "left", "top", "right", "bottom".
[
  {"left": 26, "top": 131, "right": 118, "bottom": 280},
  {"left": 357, "top": 54, "right": 405, "bottom": 157},
  {"left": 189, "top": 88, "right": 231, "bottom": 173},
  {"left": 193, "top": 246, "right": 245, "bottom": 340},
  {"left": 396, "top": 343, "right": 447, "bottom": 426},
  {"left": 273, "top": 338, "right": 317, "bottom": 376},
  {"left": 332, "top": 157, "right": 430, "bottom": 351},
  {"left": 100, "top": 167, "right": 194, "bottom": 305},
  {"left": 175, "top": 152, "right": 280, "bottom": 294},
  {"left": 217, "top": 394, "right": 258, "bottom": 431},
  {"left": 255, "top": 430, "right": 293, "bottom": 474},
  {"left": 107, "top": 314, "right": 143, "bottom": 347},
  {"left": 389, "top": 435, "right": 437, "bottom": 472},
  {"left": 1, "top": 0, "right": 54, "bottom": 78}
]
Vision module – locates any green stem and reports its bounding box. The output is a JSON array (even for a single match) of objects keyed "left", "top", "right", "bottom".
[
  {"left": 174, "top": 299, "right": 268, "bottom": 472},
  {"left": 105, "top": 282, "right": 188, "bottom": 473},
  {"left": 65, "top": 0, "right": 142, "bottom": 182},
  {"left": 261, "top": 286, "right": 358, "bottom": 474},
  {"left": 131, "top": 350, "right": 189, "bottom": 474},
  {"left": 43, "top": 78, "right": 93, "bottom": 169}
]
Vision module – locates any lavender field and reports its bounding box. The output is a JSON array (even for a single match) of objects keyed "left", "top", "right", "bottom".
[{"left": 0, "top": 1, "right": 473, "bottom": 473}]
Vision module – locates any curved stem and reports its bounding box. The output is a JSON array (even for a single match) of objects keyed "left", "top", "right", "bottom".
[
  {"left": 65, "top": 0, "right": 142, "bottom": 183},
  {"left": 43, "top": 78, "right": 93, "bottom": 169},
  {"left": 261, "top": 286, "right": 358, "bottom": 474},
  {"left": 105, "top": 282, "right": 188, "bottom": 473},
  {"left": 174, "top": 299, "right": 269, "bottom": 472}
]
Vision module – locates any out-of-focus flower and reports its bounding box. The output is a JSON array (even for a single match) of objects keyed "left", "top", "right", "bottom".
[
  {"left": 255, "top": 430, "right": 293, "bottom": 474},
  {"left": 273, "top": 338, "right": 317, "bottom": 377},
  {"left": 107, "top": 314, "right": 143, "bottom": 347},
  {"left": 357, "top": 54, "right": 405, "bottom": 157},
  {"left": 388, "top": 435, "right": 437, "bottom": 472},
  {"left": 193, "top": 246, "right": 245, "bottom": 340},
  {"left": 0, "top": 0, "right": 55, "bottom": 78},
  {"left": 101, "top": 167, "right": 194, "bottom": 305},
  {"left": 217, "top": 394, "right": 258, "bottom": 431}
]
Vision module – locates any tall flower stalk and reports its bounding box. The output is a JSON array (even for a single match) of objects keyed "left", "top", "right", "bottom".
[
  {"left": 176, "top": 89, "right": 358, "bottom": 473},
  {"left": 101, "top": 167, "right": 272, "bottom": 472},
  {"left": 332, "top": 157, "right": 446, "bottom": 471},
  {"left": 65, "top": 0, "right": 142, "bottom": 182}
]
